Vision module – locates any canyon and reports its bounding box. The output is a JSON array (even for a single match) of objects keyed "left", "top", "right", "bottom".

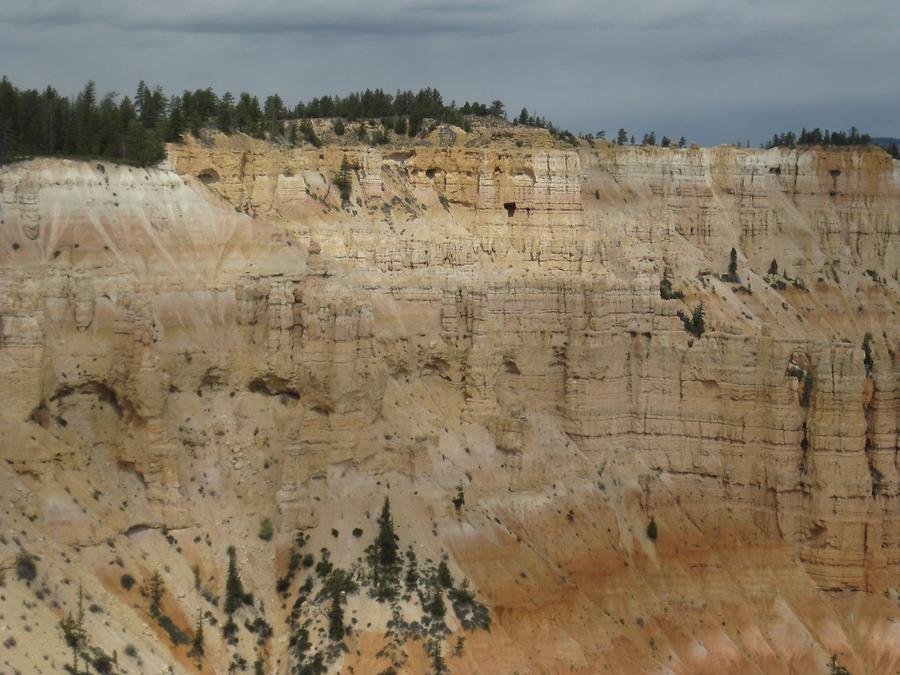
[{"left": 0, "top": 121, "right": 897, "bottom": 674}]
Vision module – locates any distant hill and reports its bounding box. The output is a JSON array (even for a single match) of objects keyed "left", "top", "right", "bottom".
[{"left": 871, "top": 137, "right": 900, "bottom": 149}]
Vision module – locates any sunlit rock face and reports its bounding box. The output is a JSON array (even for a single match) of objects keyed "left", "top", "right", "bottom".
[{"left": 0, "top": 126, "right": 897, "bottom": 674}]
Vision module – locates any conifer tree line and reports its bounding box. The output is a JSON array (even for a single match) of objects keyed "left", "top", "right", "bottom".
[
  {"left": 3, "top": 74, "right": 882, "bottom": 168},
  {"left": 766, "top": 126, "right": 872, "bottom": 148},
  {"left": 0, "top": 76, "right": 515, "bottom": 166}
]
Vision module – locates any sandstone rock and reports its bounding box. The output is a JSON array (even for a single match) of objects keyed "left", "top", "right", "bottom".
[{"left": 0, "top": 133, "right": 897, "bottom": 674}]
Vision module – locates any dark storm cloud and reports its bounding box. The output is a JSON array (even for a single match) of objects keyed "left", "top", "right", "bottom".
[
  {"left": 2, "top": 0, "right": 529, "bottom": 36},
  {"left": 1, "top": 0, "right": 897, "bottom": 144}
]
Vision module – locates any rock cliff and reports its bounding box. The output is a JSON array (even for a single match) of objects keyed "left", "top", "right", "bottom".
[{"left": 0, "top": 126, "right": 897, "bottom": 674}]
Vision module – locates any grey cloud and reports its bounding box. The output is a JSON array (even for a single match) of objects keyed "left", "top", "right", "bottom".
[
  {"left": 0, "top": 0, "right": 897, "bottom": 144},
  {"left": 2, "top": 0, "right": 533, "bottom": 36}
]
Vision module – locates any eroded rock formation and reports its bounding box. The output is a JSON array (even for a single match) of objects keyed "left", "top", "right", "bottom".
[{"left": 0, "top": 127, "right": 897, "bottom": 674}]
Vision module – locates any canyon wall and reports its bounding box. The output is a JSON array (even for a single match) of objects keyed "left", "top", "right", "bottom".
[{"left": 0, "top": 129, "right": 897, "bottom": 674}]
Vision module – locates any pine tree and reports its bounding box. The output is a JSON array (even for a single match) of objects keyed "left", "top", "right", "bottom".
[
  {"left": 75, "top": 81, "right": 98, "bottom": 156},
  {"left": 299, "top": 119, "right": 321, "bottom": 148},
  {"left": 404, "top": 546, "right": 419, "bottom": 593},
  {"left": 427, "top": 582, "right": 446, "bottom": 618},
  {"left": 327, "top": 594, "right": 344, "bottom": 641},
  {"left": 224, "top": 546, "right": 245, "bottom": 615},
  {"left": 368, "top": 496, "right": 401, "bottom": 600},
  {"left": 59, "top": 584, "right": 86, "bottom": 674},
  {"left": 616, "top": 128, "right": 628, "bottom": 145},
  {"left": 437, "top": 560, "right": 453, "bottom": 589},
  {"left": 376, "top": 497, "right": 399, "bottom": 569},
  {"left": 167, "top": 96, "right": 185, "bottom": 142},
  {"left": 264, "top": 94, "right": 284, "bottom": 123},
  {"left": 190, "top": 611, "right": 205, "bottom": 659},
  {"left": 145, "top": 570, "right": 166, "bottom": 616},
  {"left": 727, "top": 247, "right": 740, "bottom": 282},
  {"left": 427, "top": 638, "right": 448, "bottom": 674},
  {"left": 218, "top": 92, "right": 235, "bottom": 133},
  {"left": 134, "top": 81, "right": 148, "bottom": 126},
  {"left": 334, "top": 155, "right": 353, "bottom": 203},
  {"left": 691, "top": 303, "right": 705, "bottom": 337},
  {"left": 768, "top": 259, "right": 778, "bottom": 276}
]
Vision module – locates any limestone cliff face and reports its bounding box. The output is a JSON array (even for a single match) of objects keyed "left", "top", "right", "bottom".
[{"left": 0, "top": 132, "right": 897, "bottom": 675}]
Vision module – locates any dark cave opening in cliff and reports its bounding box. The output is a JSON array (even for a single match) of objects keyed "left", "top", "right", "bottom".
[
  {"left": 197, "top": 168, "right": 220, "bottom": 184},
  {"left": 504, "top": 202, "right": 517, "bottom": 218}
]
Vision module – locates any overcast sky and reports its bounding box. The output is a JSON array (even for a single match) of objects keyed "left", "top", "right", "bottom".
[{"left": 1, "top": 0, "right": 897, "bottom": 145}]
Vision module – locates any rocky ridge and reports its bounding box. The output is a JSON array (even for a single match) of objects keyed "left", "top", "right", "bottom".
[{"left": 0, "top": 126, "right": 897, "bottom": 674}]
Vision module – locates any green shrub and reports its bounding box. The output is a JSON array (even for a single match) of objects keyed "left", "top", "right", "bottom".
[
  {"left": 258, "top": 518, "right": 274, "bottom": 541},
  {"left": 298, "top": 119, "right": 322, "bottom": 148},
  {"left": 828, "top": 655, "right": 852, "bottom": 675},
  {"left": 404, "top": 546, "right": 419, "bottom": 592},
  {"left": 800, "top": 372, "right": 814, "bottom": 407},
  {"left": 94, "top": 654, "right": 114, "bottom": 674},
  {"left": 452, "top": 484, "right": 465, "bottom": 511},
  {"left": 157, "top": 613, "right": 191, "bottom": 645},
  {"left": 120, "top": 573, "right": 136, "bottom": 590},
  {"left": 222, "top": 616, "right": 238, "bottom": 641},
  {"left": 333, "top": 119, "right": 346, "bottom": 136},
  {"left": 646, "top": 517, "right": 658, "bottom": 541},
  {"left": 371, "top": 128, "right": 390, "bottom": 145},
  {"left": 677, "top": 303, "right": 705, "bottom": 338},
  {"left": 334, "top": 156, "right": 353, "bottom": 203},
  {"left": 426, "top": 584, "right": 446, "bottom": 618},
  {"left": 862, "top": 332, "right": 874, "bottom": 375},
  {"left": 315, "top": 549, "right": 333, "bottom": 579},
  {"left": 659, "top": 268, "right": 684, "bottom": 300},
  {"left": 15, "top": 551, "right": 37, "bottom": 583}
]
